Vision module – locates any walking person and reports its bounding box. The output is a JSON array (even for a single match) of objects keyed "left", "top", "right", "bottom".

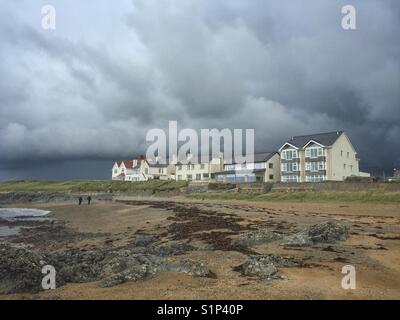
[
  {"left": 78, "top": 196, "right": 83, "bottom": 205},
  {"left": 87, "top": 195, "right": 92, "bottom": 205}
]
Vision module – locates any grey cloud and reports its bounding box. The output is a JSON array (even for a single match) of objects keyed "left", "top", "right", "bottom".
[{"left": 0, "top": 0, "right": 399, "bottom": 179}]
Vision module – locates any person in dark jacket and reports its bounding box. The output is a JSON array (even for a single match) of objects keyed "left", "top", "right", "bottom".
[
  {"left": 87, "top": 195, "right": 92, "bottom": 205},
  {"left": 78, "top": 197, "right": 83, "bottom": 205}
]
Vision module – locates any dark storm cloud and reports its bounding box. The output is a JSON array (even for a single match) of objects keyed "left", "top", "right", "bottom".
[{"left": 0, "top": 0, "right": 399, "bottom": 179}]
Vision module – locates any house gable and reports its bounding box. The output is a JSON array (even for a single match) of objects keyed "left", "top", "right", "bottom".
[{"left": 278, "top": 142, "right": 299, "bottom": 152}]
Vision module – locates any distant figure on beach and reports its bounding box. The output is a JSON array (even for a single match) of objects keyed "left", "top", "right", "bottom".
[
  {"left": 78, "top": 197, "right": 83, "bottom": 205},
  {"left": 87, "top": 196, "right": 92, "bottom": 205}
]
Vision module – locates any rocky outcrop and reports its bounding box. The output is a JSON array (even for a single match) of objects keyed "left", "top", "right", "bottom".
[
  {"left": 282, "top": 221, "right": 349, "bottom": 247},
  {"left": 234, "top": 254, "right": 300, "bottom": 279},
  {"left": 0, "top": 244, "right": 46, "bottom": 294},
  {"left": 0, "top": 241, "right": 209, "bottom": 294}
]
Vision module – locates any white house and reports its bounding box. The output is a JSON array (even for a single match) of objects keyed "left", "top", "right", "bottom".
[{"left": 111, "top": 159, "right": 145, "bottom": 181}]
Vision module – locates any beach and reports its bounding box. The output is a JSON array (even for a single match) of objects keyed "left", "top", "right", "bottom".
[{"left": 1, "top": 196, "right": 400, "bottom": 300}]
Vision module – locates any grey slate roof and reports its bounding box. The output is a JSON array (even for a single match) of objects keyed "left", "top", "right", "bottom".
[
  {"left": 226, "top": 152, "right": 277, "bottom": 165},
  {"left": 284, "top": 131, "right": 344, "bottom": 148}
]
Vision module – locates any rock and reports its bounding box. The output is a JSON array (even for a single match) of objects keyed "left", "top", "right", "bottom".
[
  {"left": 232, "top": 229, "right": 283, "bottom": 247},
  {"left": 0, "top": 244, "right": 46, "bottom": 294},
  {"left": 234, "top": 254, "right": 299, "bottom": 279},
  {"left": 135, "top": 234, "right": 157, "bottom": 246},
  {"left": 99, "top": 252, "right": 161, "bottom": 287},
  {"left": 166, "top": 259, "right": 211, "bottom": 277},
  {"left": 48, "top": 250, "right": 107, "bottom": 283},
  {"left": 0, "top": 241, "right": 209, "bottom": 291},
  {"left": 306, "top": 221, "right": 349, "bottom": 243},
  {"left": 282, "top": 221, "right": 349, "bottom": 247},
  {"left": 149, "top": 243, "right": 195, "bottom": 256},
  {"left": 281, "top": 233, "right": 313, "bottom": 247}
]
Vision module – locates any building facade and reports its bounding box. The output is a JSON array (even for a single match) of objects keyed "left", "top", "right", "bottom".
[
  {"left": 175, "top": 155, "right": 224, "bottom": 181},
  {"left": 112, "top": 160, "right": 142, "bottom": 181},
  {"left": 215, "top": 152, "right": 281, "bottom": 183},
  {"left": 140, "top": 159, "right": 176, "bottom": 180},
  {"left": 279, "top": 131, "right": 369, "bottom": 182}
]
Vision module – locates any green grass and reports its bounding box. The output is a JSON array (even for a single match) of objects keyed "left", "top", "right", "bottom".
[
  {"left": 0, "top": 180, "right": 188, "bottom": 193},
  {"left": 188, "top": 190, "right": 400, "bottom": 203}
]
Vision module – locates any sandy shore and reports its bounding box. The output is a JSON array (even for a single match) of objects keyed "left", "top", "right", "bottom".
[{"left": 1, "top": 197, "right": 400, "bottom": 300}]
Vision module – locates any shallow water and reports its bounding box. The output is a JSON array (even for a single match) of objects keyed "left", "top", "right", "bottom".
[
  {"left": 0, "top": 208, "right": 51, "bottom": 237},
  {"left": 0, "top": 208, "right": 50, "bottom": 221}
]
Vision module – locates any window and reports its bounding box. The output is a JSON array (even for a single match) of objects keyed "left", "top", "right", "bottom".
[
  {"left": 196, "top": 174, "right": 201, "bottom": 180},
  {"left": 281, "top": 162, "right": 298, "bottom": 172},
  {"left": 177, "top": 175, "right": 182, "bottom": 180},
  {"left": 225, "top": 164, "right": 234, "bottom": 170},
  {"left": 306, "top": 175, "right": 325, "bottom": 182},
  {"left": 305, "top": 161, "right": 325, "bottom": 172},
  {"left": 159, "top": 168, "right": 163, "bottom": 173},
  {"left": 344, "top": 164, "right": 346, "bottom": 169},
  {"left": 341, "top": 150, "right": 343, "bottom": 156},
  {"left": 269, "top": 163, "right": 273, "bottom": 169},
  {"left": 350, "top": 165, "right": 353, "bottom": 171},
  {"left": 282, "top": 175, "right": 299, "bottom": 182},
  {"left": 187, "top": 174, "right": 193, "bottom": 180},
  {"left": 191, "top": 164, "right": 195, "bottom": 170},
  {"left": 145, "top": 168, "right": 148, "bottom": 174},
  {"left": 177, "top": 165, "right": 182, "bottom": 171},
  {"left": 305, "top": 147, "right": 323, "bottom": 158},
  {"left": 203, "top": 173, "right": 209, "bottom": 178},
  {"left": 282, "top": 149, "right": 298, "bottom": 160},
  {"left": 269, "top": 174, "right": 274, "bottom": 180},
  {"left": 187, "top": 165, "right": 191, "bottom": 170},
  {"left": 241, "top": 163, "right": 246, "bottom": 169},
  {"left": 347, "top": 152, "right": 349, "bottom": 158},
  {"left": 200, "top": 164, "right": 205, "bottom": 169},
  {"left": 114, "top": 169, "right": 117, "bottom": 174}
]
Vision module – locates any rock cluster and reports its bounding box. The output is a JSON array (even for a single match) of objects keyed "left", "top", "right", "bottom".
[
  {"left": 0, "top": 241, "right": 208, "bottom": 294},
  {"left": 234, "top": 254, "right": 300, "bottom": 279},
  {"left": 0, "top": 244, "right": 45, "bottom": 294},
  {"left": 282, "top": 221, "right": 349, "bottom": 247}
]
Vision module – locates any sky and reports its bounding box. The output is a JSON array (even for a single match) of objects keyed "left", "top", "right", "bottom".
[{"left": 0, "top": 0, "right": 399, "bottom": 180}]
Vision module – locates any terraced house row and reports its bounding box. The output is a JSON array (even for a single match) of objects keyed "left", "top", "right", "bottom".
[{"left": 112, "top": 131, "right": 370, "bottom": 183}]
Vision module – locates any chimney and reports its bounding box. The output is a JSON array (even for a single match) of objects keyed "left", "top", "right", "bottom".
[{"left": 172, "top": 154, "right": 178, "bottom": 164}]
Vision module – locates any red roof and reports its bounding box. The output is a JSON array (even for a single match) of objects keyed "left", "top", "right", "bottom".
[
  {"left": 115, "top": 160, "right": 136, "bottom": 169},
  {"left": 123, "top": 160, "right": 134, "bottom": 168},
  {"left": 117, "top": 172, "right": 126, "bottom": 177}
]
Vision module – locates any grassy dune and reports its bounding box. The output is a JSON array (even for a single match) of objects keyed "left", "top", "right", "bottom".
[
  {"left": 1, "top": 180, "right": 399, "bottom": 203},
  {"left": 0, "top": 180, "right": 188, "bottom": 193},
  {"left": 188, "top": 190, "right": 400, "bottom": 203}
]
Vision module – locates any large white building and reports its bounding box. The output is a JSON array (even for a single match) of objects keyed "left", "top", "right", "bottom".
[{"left": 279, "top": 131, "right": 370, "bottom": 182}]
